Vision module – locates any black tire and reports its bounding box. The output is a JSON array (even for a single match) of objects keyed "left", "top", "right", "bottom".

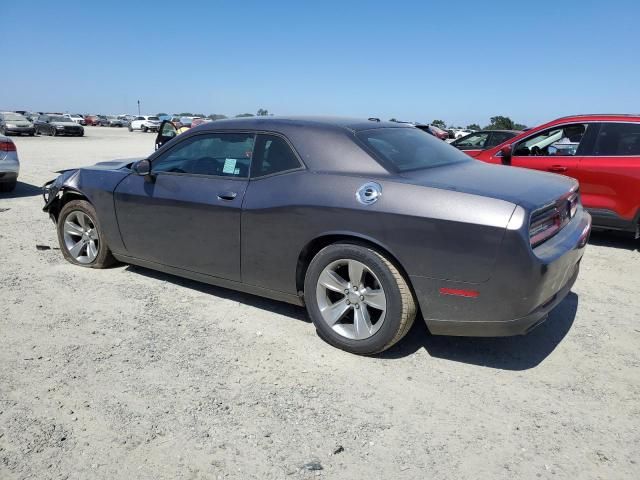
[
  {"left": 304, "top": 243, "right": 416, "bottom": 355},
  {"left": 57, "top": 200, "right": 116, "bottom": 268},
  {"left": 128, "top": 125, "right": 133, "bottom": 132},
  {"left": 50, "top": 127, "right": 57, "bottom": 136},
  {"left": 142, "top": 126, "right": 148, "bottom": 133},
  {"left": 0, "top": 180, "right": 17, "bottom": 192}
]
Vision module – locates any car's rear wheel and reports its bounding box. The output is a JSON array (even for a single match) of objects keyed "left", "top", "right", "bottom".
[
  {"left": 142, "top": 126, "right": 148, "bottom": 133},
  {"left": 57, "top": 200, "right": 116, "bottom": 268},
  {"left": 50, "top": 127, "right": 57, "bottom": 136},
  {"left": 304, "top": 243, "right": 416, "bottom": 355},
  {"left": 128, "top": 125, "right": 133, "bottom": 132}
]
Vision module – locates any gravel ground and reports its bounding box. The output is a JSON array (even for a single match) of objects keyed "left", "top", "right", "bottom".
[{"left": 1, "top": 127, "right": 639, "bottom": 480}]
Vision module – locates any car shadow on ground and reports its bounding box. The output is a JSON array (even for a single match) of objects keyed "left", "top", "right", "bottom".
[
  {"left": 125, "top": 265, "right": 310, "bottom": 323},
  {"left": 125, "top": 265, "right": 578, "bottom": 368},
  {"left": 0, "top": 181, "right": 42, "bottom": 199},
  {"left": 588, "top": 230, "right": 639, "bottom": 251},
  {"left": 380, "top": 292, "right": 579, "bottom": 370}
]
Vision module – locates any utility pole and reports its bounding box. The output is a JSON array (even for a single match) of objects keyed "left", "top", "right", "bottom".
[{"left": 137, "top": 100, "right": 141, "bottom": 116}]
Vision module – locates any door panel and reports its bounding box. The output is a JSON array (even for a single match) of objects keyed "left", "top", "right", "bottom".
[
  {"left": 510, "top": 123, "right": 592, "bottom": 179},
  {"left": 577, "top": 122, "right": 640, "bottom": 220},
  {"left": 114, "top": 173, "right": 248, "bottom": 281}
]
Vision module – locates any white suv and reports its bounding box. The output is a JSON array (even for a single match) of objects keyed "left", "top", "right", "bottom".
[
  {"left": 129, "top": 116, "right": 161, "bottom": 132},
  {"left": 63, "top": 114, "right": 86, "bottom": 125}
]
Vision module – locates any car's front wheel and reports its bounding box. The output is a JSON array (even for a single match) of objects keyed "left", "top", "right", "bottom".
[
  {"left": 57, "top": 200, "right": 116, "bottom": 268},
  {"left": 304, "top": 243, "right": 416, "bottom": 355}
]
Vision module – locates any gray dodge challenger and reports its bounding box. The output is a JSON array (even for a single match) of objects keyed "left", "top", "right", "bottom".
[{"left": 42, "top": 117, "right": 591, "bottom": 355}]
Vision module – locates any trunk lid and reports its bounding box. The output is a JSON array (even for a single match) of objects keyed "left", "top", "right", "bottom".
[{"left": 399, "top": 159, "right": 577, "bottom": 210}]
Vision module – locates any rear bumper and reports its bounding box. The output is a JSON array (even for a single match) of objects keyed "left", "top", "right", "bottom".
[
  {"left": 425, "top": 262, "right": 580, "bottom": 336},
  {"left": 412, "top": 209, "right": 591, "bottom": 337},
  {"left": 0, "top": 171, "right": 19, "bottom": 183}
]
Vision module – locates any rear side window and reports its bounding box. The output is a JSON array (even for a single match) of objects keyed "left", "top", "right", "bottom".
[
  {"left": 251, "top": 134, "right": 301, "bottom": 177},
  {"left": 593, "top": 123, "right": 640, "bottom": 156},
  {"left": 153, "top": 133, "right": 255, "bottom": 177},
  {"left": 357, "top": 127, "right": 469, "bottom": 172},
  {"left": 487, "top": 131, "right": 515, "bottom": 148}
]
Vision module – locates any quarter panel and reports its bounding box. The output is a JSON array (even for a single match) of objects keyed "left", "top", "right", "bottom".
[{"left": 241, "top": 171, "right": 515, "bottom": 295}]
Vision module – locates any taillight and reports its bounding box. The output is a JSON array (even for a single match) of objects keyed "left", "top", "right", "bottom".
[
  {"left": 529, "top": 190, "right": 580, "bottom": 247},
  {"left": 0, "top": 140, "right": 16, "bottom": 152},
  {"left": 530, "top": 207, "right": 562, "bottom": 247}
]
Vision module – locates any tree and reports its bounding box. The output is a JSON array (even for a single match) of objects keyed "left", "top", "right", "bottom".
[
  {"left": 207, "top": 114, "right": 227, "bottom": 121},
  {"left": 235, "top": 113, "right": 255, "bottom": 118},
  {"left": 193, "top": 113, "right": 205, "bottom": 118},
  {"left": 431, "top": 119, "right": 447, "bottom": 129},
  {"left": 389, "top": 118, "right": 398, "bottom": 122},
  {"left": 484, "top": 116, "right": 527, "bottom": 131},
  {"left": 155, "top": 112, "right": 168, "bottom": 117},
  {"left": 178, "top": 112, "right": 193, "bottom": 117},
  {"left": 256, "top": 108, "right": 269, "bottom": 116},
  {"left": 466, "top": 123, "right": 481, "bottom": 131}
]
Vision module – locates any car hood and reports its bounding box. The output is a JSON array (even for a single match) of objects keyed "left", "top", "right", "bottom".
[
  {"left": 55, "top": 158, "right": 143, "bottom": 175},
  {"left": 398, "top": 159, "right": 577, "bottom": 210}
]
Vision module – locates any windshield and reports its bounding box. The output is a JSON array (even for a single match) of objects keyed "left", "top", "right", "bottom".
[
  {"left": 50, "top": 116, "right": 69, "bottom": 122},
  {"left": 148, "top": 116, "right": 160, "bottom": 121},
  {"left": 2, "top": 113, "right": 27, "bottom": 121},
  {"left": 357, "top": 127, "right": 470, "bottom": 172}
]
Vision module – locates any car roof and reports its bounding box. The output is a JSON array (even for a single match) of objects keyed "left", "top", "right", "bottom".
[
  {"left": 192, "top": 116, "right": 413, "bottom": 134},
  {"left": 553, "top": 113, "right": 640, "bottom": 122}
]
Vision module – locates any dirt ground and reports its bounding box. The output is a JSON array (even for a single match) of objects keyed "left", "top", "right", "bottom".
[{"left": 1, "top": 127, "right": 639, "bottom": 479}]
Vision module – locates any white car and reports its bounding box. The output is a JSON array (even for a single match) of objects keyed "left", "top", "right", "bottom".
[
  {"left": 0, "top": 135, "right": 19, "bottom": 192},
  {"left": 63, "top": 114, "right": 86, "bottom": 126},
  {"left": 453, "top": 129, "right": 473, "bottom": 139},
  {"left": 129, "top": 116, "right": 161, "bottom": 132}
]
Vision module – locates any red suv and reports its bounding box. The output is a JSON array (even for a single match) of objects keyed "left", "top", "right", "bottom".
[{"left": 474, "top": 114, "right": 640, "bottom": 237}]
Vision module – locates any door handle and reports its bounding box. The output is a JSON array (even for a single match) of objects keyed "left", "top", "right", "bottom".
[
  {"left": 548, "top": 165, "right": 568, "bottom": 173},
  {"left": 217, "top": 191, "right": 237, "bottom": 201}
]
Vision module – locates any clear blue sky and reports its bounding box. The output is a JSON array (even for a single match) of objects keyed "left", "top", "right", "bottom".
[{"left": 3, "top": 0, "right": 639, "bottom": 127}]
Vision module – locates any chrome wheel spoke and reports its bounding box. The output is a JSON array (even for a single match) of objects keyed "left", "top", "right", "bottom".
[
  {"left": 353, "top": 305, "right": 373, "bottom": 339},
  {"left": 87, "top": 228, "right": 99, "bottom": 241},
  {"left": 318, "top": 269, "right": 348, "bottom": 293},
  {"left": 64, "top": 220, "right": 84, "bottom": 237},
  {"left": 76, "top": 212, "right": 88, "bottom": 230},
  {"left": 348, "top": 260, "right": 364, "bottom": 286},
  {"left": 69, "top": 239, "right": 85, "bottom": 258},
  {"left": 320, "top": 300, "right": 350, "bottom": 326},
  {"left": 87, "top": 240, "right": 98, "bottom": 260},
  {"left": 363, "top": 288, "right": 386, "bottom": 311}
]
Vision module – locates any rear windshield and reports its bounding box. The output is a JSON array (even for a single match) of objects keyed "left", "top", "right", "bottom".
[{"left": 356, "top": 127, "right": 470, "bottom": 172}]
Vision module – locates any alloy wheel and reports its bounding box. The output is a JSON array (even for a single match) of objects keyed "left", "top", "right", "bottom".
[
  {"left": 315, "top": 259, "right": 387, "bottom": 340},
  {"left": 62, "top": 211, "right": 99, "bottom": 264}
]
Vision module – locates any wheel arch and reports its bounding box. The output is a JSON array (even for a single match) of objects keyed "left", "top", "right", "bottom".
[
  {"left": 295, "top": 232, "right": 414, "bottom": 297},
  {"left": 48, "top": 188, "right": 91, "bottom": 222}
]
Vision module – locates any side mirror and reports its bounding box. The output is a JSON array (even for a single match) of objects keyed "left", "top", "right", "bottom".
[
  {"left": 132, "top": 159, "right": 152, "bottom": 176},
  {"left": 500, "top": 145, "right": 512, "bottom": 165}
]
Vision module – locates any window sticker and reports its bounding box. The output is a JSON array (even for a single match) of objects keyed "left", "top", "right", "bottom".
[{"left": 223, "top": 158, "right": 237, "bottom": 174}]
